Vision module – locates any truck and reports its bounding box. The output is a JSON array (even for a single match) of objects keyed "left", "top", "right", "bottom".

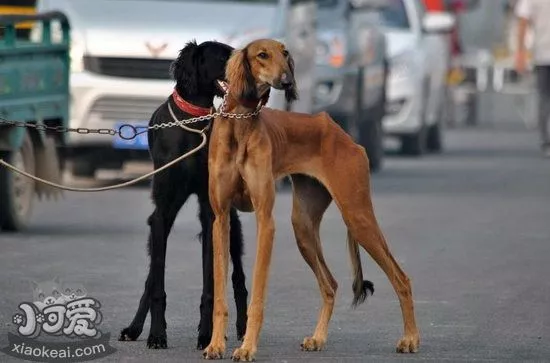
[{"left": 0, "top": 11, "right": 70, "bottom": 231}]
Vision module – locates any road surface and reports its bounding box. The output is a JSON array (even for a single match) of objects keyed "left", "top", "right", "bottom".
[{"left": 1, "top": 124, "right": 549, "bottom": 362}]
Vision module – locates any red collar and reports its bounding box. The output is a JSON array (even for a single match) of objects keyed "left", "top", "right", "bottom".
[{"left": 171, "top": 89, "right": 212, "bottom": 117}]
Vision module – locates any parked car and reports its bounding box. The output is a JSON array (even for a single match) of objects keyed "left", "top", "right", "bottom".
[
  {"left": 377, "top": 0, "right": 455, "bottom": 155},
  {"left": 32, "top": 0, "right": 317, "bottom": 178},
  {"left": 313, "top": 0, "right": 388, "bottom": 172}
]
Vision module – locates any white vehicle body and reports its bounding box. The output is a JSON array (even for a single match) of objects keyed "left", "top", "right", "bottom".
[
  {"left": 33, "top": 0, "right": 317, "bottom": 176},
  {"left": 378, "top": 0, "right": 454, "bottom": 155}
]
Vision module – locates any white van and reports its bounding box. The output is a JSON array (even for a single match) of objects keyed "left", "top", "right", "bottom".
[{"left": 33, "top": 0, "right": 317, "bottom": 177}]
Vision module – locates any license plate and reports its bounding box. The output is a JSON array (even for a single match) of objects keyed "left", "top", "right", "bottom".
[{"left": 112, "top": 122, "right": 149, "bottom": 150}]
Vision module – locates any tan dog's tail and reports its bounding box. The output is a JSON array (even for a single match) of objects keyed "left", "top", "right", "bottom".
[{"left": 347, "top": 230, "right": 374, "bottom": 307}]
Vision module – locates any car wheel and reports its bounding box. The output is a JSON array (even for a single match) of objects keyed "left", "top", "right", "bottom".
[
  {"left": 0, "top": 131, "right": 36, "bottom": 231},
  {"left": 400, "top": 126, "right": 427, "bottom": 156},
  {"left": 71, "top": 158, "right": 96, "bottom": 178},
  {"left": 426, "top": 121, "right": 443, "bottom": 152},
  {"left": 356, "top": 66, "right": 385, "bottom": 172},
  {"left": 401, "top": 78, "right": 429, "bottom": 156},
  {"left": 359, "top": 116, "right": 383, "bottom": 172},
  {"left": 426, "top": 90, "right": 446, "bottom": 153}
]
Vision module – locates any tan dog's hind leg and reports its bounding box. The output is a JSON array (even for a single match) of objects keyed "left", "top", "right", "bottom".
[
  {"left": 290, "top": 175, "right": 336, "bottom": 352},
  {"left": 325, "top": 148, "right": 420, "bottom": 353},
  {"left": 232, "top": 154, "right": 276, "bottom": 362}
]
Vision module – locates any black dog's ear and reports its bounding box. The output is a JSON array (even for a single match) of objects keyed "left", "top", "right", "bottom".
[
  {"left": 170, "top": 40, "right": 199, "bottom": 94},
  {"left": 285, "top": 52, "right": 298, "bottom": 103},
  {"left": 226, "top": 47, "right": 257, "bottom": 101}
]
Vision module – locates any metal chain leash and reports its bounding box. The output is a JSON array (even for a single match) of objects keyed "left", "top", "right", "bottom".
[
  {"left": 0, "top": 94, "right": 264, "bottom": 192},
  {"left": 0, "top": 92, "right": 263, "bottom": 139}
]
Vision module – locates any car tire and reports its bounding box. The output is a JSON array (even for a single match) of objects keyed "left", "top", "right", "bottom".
[
  {"left": 401, "top": 78, "right": 429, "bottom": 156},
  {"left": 426, "top": 121, "right": 443, "bottom": 153},
  {"left": 0, "top": 131, "right": 36, "bottom": 231},
  {"left": 356, "top": 65, "right": 385, "bottom": 172},
  {"left": 71, "top": 158, "right": 96, "bottom": 178},
  {"left": 426, "top": 83, "right": 449, "bottom": 153},
  {"left": 359, "top": 116, "right": 383, "bottom": 172},
  {"left": 400, "top": 126, "right": 427, "bottom": 156}
]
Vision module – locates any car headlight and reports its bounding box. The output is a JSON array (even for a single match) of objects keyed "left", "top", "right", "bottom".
[
  {"left": 389, "top": 51, "right": 415, "bottom": 82},
  {"left": 316, "top": 31, "right": 346, "bottom": 68}
]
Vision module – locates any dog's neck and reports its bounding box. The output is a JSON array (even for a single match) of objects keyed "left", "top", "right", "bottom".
[
  {"left": 171, "top": 86, "right": 215, "bottom": 117},
  {"left": 174, "top": 84, "right": 215, "bottom": 110},
  {"left": 227, "top": 89, "right": 270, "bottom": 113}
]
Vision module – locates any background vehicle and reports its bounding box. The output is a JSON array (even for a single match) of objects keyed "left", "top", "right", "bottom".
[
  {"left": 34, "top": 0, "right": 317, "bottom": 178},
  {"left": 0, "top": 0, "right": 36, "bottom": 38},
  {"left": 313, "top": 0, "right": 388, "bottom": 172},
  {"left": 0, "top": 12, "right": 69, "bottom": 231},
  {"left": 378, "top": 0, "right": 455, "bottom": 156}
]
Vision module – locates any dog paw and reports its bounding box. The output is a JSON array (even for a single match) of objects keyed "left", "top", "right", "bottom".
[
  {"left": 300, "top": 336, "right": 325, "bottom": 351},
  {"left": 203, "top": 342, "right": 225, "bottom": 360},
  {"left": 119, "top": 326, "right": 142, "bottom": 341},
  {"left": 197, "top": 333, "right": 212, "bottom": 350},
  {"left": 231, "top": 346, "right": 256, "bottom": 362},
  {"left": 147, "top": 333, "right": 168, "bottom": 349},
  {"left": 396, "top": 333, "right": 420, "bottom": 353},
  {"left": 236, "top": 323, "right": 246, "bottom": 342}
]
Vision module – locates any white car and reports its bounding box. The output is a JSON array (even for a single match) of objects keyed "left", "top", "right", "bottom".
[
  {"left": 32, "top": 0, "right": 317, "bottom": 177},
  {"left": 375, "top": 0, "right": 455, "bottom": 155}
]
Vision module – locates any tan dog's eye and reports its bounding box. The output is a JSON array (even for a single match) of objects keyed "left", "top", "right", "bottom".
[
  {"left": 257, "top": 52, "right": 269, "bottom": 59},
  {"left": 282, "top": 50, "right": 289, "bottom": 57}
]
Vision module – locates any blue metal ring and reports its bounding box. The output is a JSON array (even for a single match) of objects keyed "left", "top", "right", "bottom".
[{"left": 118, "top": 124, "right": 137, "bottom": 140}]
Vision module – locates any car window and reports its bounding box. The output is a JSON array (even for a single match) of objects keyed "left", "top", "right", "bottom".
[
  {"left": 374, "top": 0, "right": 410, "bottom": 29},
  {"left": 112, "top": 0, "right": 279, "bottom": 2},
  {"left": 316, "top": 0, "right": 338, "bottom": 7}
]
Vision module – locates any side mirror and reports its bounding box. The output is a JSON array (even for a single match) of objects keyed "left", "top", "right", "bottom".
[{"left": 422, "top": 12, "right": 456, "bottom": 34}]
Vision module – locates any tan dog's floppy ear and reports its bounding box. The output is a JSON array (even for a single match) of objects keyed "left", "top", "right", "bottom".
[
  {"left": 226, "top": 48, "right": 257, "bottom": 101},
  {"left": 285, "top": 52, "right": 298, "bottom": 103}
]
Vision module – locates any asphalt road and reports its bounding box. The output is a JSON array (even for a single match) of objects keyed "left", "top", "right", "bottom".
[{"left": 1, "top": 123, "right": 549, "bottom": 362}]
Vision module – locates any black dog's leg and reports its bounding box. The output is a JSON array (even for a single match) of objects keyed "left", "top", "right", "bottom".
[
  {"left": 196, "top": 198, "right": 248, "bottom": 349},
  {"left": 119, "top": 254, "right": 152, "bottom": 341},
  {"left": 146, "top": 191, "right": 187, "bottom": 349},
  {"left": 120, "top": 172, "right": 187, "bottom": 347},
  {"left": 229, "top": 207, "right": 248, "bottom": 341},
  {"left": 197, "top": 195, "right": 214, "bottom": 350}
]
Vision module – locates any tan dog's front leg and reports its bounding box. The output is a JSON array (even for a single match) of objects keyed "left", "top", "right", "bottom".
[
  {"left": 232, "top": 167, "right": 276, "bottom": 362},
  {"left": 203, "top": 211, "right": 230, "bottom": 360},
  {"left": 204, "top": 142, "right": 237, "bottom": 359}
]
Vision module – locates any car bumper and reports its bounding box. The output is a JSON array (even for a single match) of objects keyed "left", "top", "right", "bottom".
[
  {"left": 383, "top": 75, "right": 422, "bottom": 135},
  {"left": 312, "top": 65, "right": 356, "bottom": 117},
  {"left": 67, "top": 71, "right": 173, "bottom": 148}
]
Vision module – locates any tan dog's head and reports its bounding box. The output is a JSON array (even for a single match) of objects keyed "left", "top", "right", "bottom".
[{"left": 225, "top": 39, "right": 298, "bottom": 104}]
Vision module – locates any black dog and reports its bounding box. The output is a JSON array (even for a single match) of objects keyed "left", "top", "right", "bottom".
[{"left": 118, "top": 41, "right": 248, "bottom": 350}]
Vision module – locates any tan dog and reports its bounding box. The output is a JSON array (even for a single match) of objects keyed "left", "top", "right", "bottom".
[{"left": 203, "top": 39, "right": 419, "bottom": 361}]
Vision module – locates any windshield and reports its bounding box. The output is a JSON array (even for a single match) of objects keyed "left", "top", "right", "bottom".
[
  {"left": 316, "top": 0, "right": 338, "bottom": 7},
  {"left": 316, "top": 0, "right": 409, "bottom": 28},
  {"left": 369, "top": 0, "right": 409, "bottom": 29},
  {"left": 112, "top": 0, "right": 278, "bottom": 2}
]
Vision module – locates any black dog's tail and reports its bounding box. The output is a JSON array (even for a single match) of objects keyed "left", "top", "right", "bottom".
[{"left": 347, "top": 230, "right": 374, "bottom": 307}]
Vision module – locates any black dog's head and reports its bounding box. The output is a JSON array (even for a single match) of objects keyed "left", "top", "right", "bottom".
[{"left": 170, "top": 40, "right": 234, "bottom": 98}]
